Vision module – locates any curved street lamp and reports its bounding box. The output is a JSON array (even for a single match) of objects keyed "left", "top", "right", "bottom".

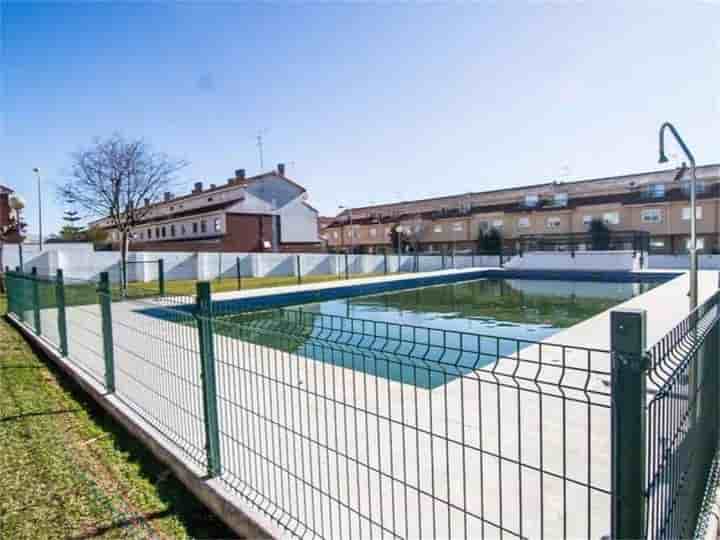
[{"left": 658, "top": 122, "right": 698, "bottom": 310}]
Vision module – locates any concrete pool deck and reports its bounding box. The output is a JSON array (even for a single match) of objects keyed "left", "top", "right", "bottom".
[{"left": 10, "top": 268, "right": 715, "bottom": 539}]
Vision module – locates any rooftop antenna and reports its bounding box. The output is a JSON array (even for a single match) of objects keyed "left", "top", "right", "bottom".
[{"left": 256, "top": 128, "right": 269, "bottom": 171}]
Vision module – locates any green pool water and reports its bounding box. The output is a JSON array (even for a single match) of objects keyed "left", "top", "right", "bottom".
[{"left": 213, "top": 278, "right": 661, "bottom": 388}]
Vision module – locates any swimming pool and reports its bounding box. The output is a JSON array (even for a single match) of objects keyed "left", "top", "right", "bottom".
[{"left": 209, "top": 277, "right": 662, "bottom": 388}]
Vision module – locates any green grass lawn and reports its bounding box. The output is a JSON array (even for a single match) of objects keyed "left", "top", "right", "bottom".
[
  {"left": 162, "top": 271, "right": 395, "bottom": 296},
  {"left": 5, "top": 271, "right": 403, "bottom": 311},
  {"left": 0, "top": 295, "right": 237, "bottom": 539}
]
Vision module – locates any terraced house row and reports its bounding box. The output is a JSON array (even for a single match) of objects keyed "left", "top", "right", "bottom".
[{"left": 324, "top": 163, "right": 720, "bottom": 254}]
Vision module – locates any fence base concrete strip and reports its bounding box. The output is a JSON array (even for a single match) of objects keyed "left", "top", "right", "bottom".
[{"left": 6, "top": 313, "right": 285, "bottom": 540}]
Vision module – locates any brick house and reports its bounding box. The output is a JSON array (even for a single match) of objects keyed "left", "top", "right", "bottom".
[
  {"left": 91, "top": 164, "right": 322, "bottom": 253},
  {"left": 0, "top": 184, "right": 23, "bottom": 243}
]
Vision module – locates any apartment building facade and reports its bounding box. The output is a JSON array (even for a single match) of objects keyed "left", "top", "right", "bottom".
[
  {"left": 324, "top": 163, "right": 720, "bottom": 254},
  {"left": 92, "top": 164, "right": 322, "bottom": 253}
]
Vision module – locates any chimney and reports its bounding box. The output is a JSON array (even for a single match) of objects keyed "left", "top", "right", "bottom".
[
  {"left": 235, "top": 169, "right": 246, "bottom": 181},
  {"left": 210, "top": 183, "right": 216, "bottom": 189},
  {"left": 163, "top": 192, "right": 173, "bottom": 202},
  {"left": 193, "top": 181, "right": 203, "bottom": 193},
  {"left": 144, "top": 198, "right": 150, "bottom": 207},
  {"left": 277, "top": 163, "right": 285, "bottom": 176}
]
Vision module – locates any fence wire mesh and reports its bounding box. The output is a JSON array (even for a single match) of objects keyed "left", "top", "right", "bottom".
[
  {"left": 645, "top": 291, "right": 720, "bottom": 540},
  {"left": 7, "top": 268, "right": 720, "bottom": 540},
  {"left": 210, "top": 309, "right": 612, "bottom": 540}
]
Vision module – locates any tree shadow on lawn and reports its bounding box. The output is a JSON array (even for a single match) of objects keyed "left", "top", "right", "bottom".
[{"left": 16, "top": 332, "right": 240, "bottom": 540}]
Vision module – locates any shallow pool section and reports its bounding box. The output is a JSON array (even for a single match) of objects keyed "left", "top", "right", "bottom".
[{"left": 211, "top": 278, "right": 660, "bottom": 388}]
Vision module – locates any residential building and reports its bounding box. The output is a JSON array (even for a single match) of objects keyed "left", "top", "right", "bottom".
[
  {"left": 325, "top": 163, "right": 720, "bottom": 254},
  {"left": 91, "top": 164, "right": 322, "bottom": 252},
  {"left": 0, "top": 184, "right": 23, "bottom": 243}
]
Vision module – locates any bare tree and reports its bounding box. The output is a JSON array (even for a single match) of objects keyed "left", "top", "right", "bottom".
[{"left": 58, "top": 135, "right": 187, "bottom": 291}]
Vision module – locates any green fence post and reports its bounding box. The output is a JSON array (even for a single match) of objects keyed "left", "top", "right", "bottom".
[
  {"left": 158, "top": 258, "right": 166, "bottom": 297},
  {"left": 56, "top": 269, "right": 69, "bottom": 357},
  {"left": 98, "top": 272, "right": 116, "bottom": 392},
  {"left": 31, "top": 267, "right": 41, "bottom": 335},
  {"left": 296, "top": 255, "right": 302, "bottom": 285},
  {"left": 195, "top": 281, "right": 222, "bottom": 477},
  {"left": 16, "top": 268, "right": 25, "bottom": 323},
  {"left": 610, "top": 308, "right": 647, "bottom": 540},
  {"left": 384, "top": 253, "right": 388, "bottom": 275},
  {"left": 236, "top": 257, "right": 242, "bottom": 290},
  {"left": 344, "top": 253, "right": 350, "bottom": 280}
]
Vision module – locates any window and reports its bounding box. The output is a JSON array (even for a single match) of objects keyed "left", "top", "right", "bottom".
[
  {"left": 346, "top": 229, "right": 351, "bottom": 237},
  {"left": 650, "top": 239, "right": 666, "bottom": 249},
  {"left": 385, "top": 227, "right": 391, "bottom": 236},
  {"left": 193, "top": 222, "right": 198, "bottom": 234},
  {"left": 214, "top": 218, "right": 221, "bottom": 232},
  {"left": 181, "top": 224, "right": 187, "bottom": 235},
  {"left": 170, "top": 224, "right": 176, "bottom": 237},
  {"left": 492, "top": 219, "right": 503, "bottom": 228},
  {"left": 207, "top": 197, "right": 214, "bottom": 202},
  {"left": 452, "top": 222, "right": 463, "bottom": 231},
  {"left": 200, "top": 220, "right": 207, "bottom": 233},
  {"left": 478, "top": 220, "right": 489, "bottom": 232},
  {"left": 524, "top": 194, "right": 539, "bottom": 207},
  {"left": 682, "top": 206, "right": 703, "bottom": 220},
  {"left": 138, "top": 232, "right": 144, "bottom": 240},
  {"left": 686, "top": 237, "right": 705, "bottom": 250},
  {"left": 433, "top": 225, "right": 443, "bottom": 233},
  {"left": 369, "top": 228, "right": 377, "bottom": 238},
  {"left": 681, "top": 180, "right": 706, "bottom": 195},
  {"left": 546, "top": 216, "right": 561, "bottom": 229},
  {"left": 645, "top": 184, "right": 665, "bottom": 198},
  {"left": 641, "top": 208, "right": 664, "bottom": 224},
  {"left": 333, "top": 231, "right": 338, "bottom": 239},
  {"left": 582, "top": 215, "right": 594, "bottom": 226},
  {"left": 147, "top": 229, "right": 152, "bottom": 239},
  {"left": 155, "top": 227, "right": 160, "bottom": 239},
  {"left": 161, "top": 226, "right": 166, "bottom": 238},
  {"left": 518, "top": 217, "right": 530, "bottom": 229},
  {"left": 553, "top": 193, "right": 568, "bottom": 207},
  {"left": 603, "top": 212, "right": 620, "bottom": 225},
  {"left": 414, "top": 224, "right": 422, "bottom": 233}
]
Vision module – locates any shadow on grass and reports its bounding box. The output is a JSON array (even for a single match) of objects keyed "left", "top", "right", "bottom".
[
  {"left": 14, "top": 323, "right": 239, "bottom": 540},
  {"left": 1, "top": 407, "right": 82, "bottom": 422}
]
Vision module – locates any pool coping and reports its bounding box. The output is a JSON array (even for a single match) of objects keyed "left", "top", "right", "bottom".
[{"left": 152, "top": 267, "right": 681, "bottom": 316}]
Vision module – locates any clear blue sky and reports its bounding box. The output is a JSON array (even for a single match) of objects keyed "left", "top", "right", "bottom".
[{"left": 1, "top": 1, "right": 719, "bottom": 236}]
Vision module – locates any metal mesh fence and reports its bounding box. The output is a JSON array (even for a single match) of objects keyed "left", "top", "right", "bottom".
[
  {"left": 7, "top": 268, "right": 720, "bottom": 539},
  {"left": 645, "top": 291, "right": 720, "bottom": 539},
  {"left": 107, "top": 295, "right": 207, "bottom": 467},
  {"left": 210, "top": 310, "right": 613, "bottom": 539}
]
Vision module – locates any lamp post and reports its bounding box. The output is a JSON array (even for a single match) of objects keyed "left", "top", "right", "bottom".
[
  {"left": 658, "top": 122, "right": 698, "bottom": 310},
  {"left": 32, "top": 168, "right": 43, "bottom": 252}
]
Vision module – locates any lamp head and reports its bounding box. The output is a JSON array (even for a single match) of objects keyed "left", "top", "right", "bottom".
[
  {"left": 8, "top": 194, "right": 25, "bottom": 211},
  {"left": 32, "top": 168, "right": 39, "bottom": 174}
]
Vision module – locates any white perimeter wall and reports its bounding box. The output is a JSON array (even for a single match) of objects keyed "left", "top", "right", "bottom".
[
  {"left": 3, "top": 245, "right": 662, "bottom": 282},
  {"left": 647, "top": 254, "right": 720, "bottom": 270},
  {"left": 504, "top": 250, "right": 643, "bottom": 271}
]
